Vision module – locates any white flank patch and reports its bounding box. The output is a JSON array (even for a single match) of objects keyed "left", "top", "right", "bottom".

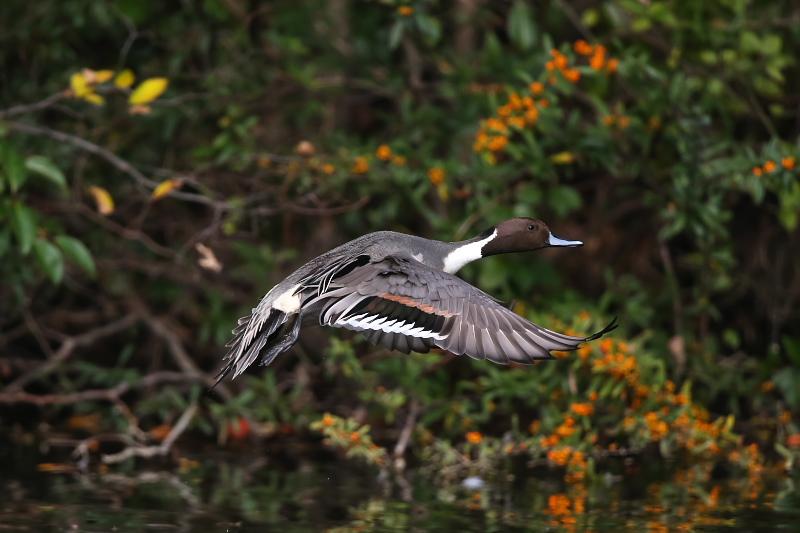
[
  {"left": 273, "top": 284, "right": 302, "bottom": 313},
  {"left": 442, "top": 229, "right": 497, "bottom": 274}
]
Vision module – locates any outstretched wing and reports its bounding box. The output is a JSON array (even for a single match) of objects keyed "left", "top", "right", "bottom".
[{"left": 318, "top": 254, "right": 616, "bottom": 364}]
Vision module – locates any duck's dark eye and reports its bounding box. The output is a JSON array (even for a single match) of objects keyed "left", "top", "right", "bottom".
[{"left": 528, "top": 225, "right": 536, "bottom": 230}]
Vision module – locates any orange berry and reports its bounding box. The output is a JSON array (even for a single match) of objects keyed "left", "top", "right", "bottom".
[
  {"left": 763, "top": 160, "right": 777, "bottom": 173},
  {"left": 466, "top": 431, "right": 483, "bottom": 444},
  {"left": 428, "top": 167, "right": 446, "bottom": 185},
  {"left": 574, "top": 40, "right": 593, "bottom": 55},
  {"left": 529, "top": 81, "right": 544, "bottom": 94},
  {"left": 564, "top": 69, "right": 581, "bottom": 83},
  {"left": 376, "top": 145, "right": 391, "bottom": 160},
  {"left": 782, "top": 156, "right": 795, "bottom": 170}
]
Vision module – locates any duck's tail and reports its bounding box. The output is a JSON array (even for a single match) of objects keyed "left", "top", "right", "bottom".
[{"left": 211, "top": 309, "right": 301, "bottom": 388}]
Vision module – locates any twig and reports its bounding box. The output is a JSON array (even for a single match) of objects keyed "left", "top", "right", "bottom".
[
  {"left": 4, "top": 313, "right": 140, "bottom": 392},
  {"left": 0, "top": 92, "right": 64, "bottom": 118},
  {"left": 393, "top": 398, "right": 420, "bottom": 472},
  {"left": 0, "top": 384, "right": 131, "bottom": 405},
  {"left": 176, "top": 205, "right": 224, "bottom": 259},
  {"left": 139, "top": 313, "right": 206, "bottom": 379},
  {"left": 7, "top": 121, "right": 157, "bottom": 189},
  {"left": 745, "top": 86, "right": 779, "bottom": 138},
  {"left": 283, "top": 195, "right": 371, "bottom": 216},
  {"left": 8, "top": 121, "right": 225, "bottom": 208},
  {"left": 137, "top": 311, "right": 260, "bottom": 433},
  {"left": 0, "top": 371, "right": 193, "bottom": 405},
  {"left": 658, "top": 240, "right": 683, "bottom": 338},
  {"left": 555, "top": 0, "right": 596, "bottom": 42},
  {"left": 101, "top": 403, "right": 197, "bottom": 464},
  {"left": 22, "top": 309, "right": 55, "bottom": 360},
  {"left": 50, "top": 202, "right": 175, "bottom": 258}
]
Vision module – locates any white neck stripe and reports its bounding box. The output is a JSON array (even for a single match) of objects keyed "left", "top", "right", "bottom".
[{"left": 442, "top": 229, "right": 497, "bottom": 274}]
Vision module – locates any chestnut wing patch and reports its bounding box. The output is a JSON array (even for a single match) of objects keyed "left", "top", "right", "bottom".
[{"left": 320, "top": 255, "right": 469, "bottom": 341}]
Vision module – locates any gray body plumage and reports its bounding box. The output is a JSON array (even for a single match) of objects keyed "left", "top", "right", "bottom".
[{"left": 216, "top": 223, "right": 616, "bottom": 384}]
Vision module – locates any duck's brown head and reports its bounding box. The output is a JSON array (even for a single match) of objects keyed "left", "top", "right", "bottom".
[{"left": 480, "top": 217, "right": 583, "bottom": 256}]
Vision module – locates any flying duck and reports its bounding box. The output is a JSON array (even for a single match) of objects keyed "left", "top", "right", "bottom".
[{"left": 215, "top": 218, "right": 616, "bottom": 384}]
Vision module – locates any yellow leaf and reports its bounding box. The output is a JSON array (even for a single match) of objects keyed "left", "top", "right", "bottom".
[
  {"left": 83, "top": 93, "right": 105, "bottom": 106},
  {"left": 68, "top": 413, "right": 103, "bottom": 431},
  {"left": 95, "top": 70, "right": 114, "bottom": 83},
  {"left": 437, "top": 183, "right": 450, "bottom": 202},
  {"left": 114, "top": 69, "right": 135, "bottom": 88},
  {"left": 195, "top": 243, "right": 222, "bottom": 272},
  {"left": 149, "top": 424, "right": 173, "bottom": 441},
  {"left": 70, "top": 72, "right": 91, "bottom": 97},
  {"left": 80, "top": 69, "right": 98, "bottom": 83},
  {"left": 128, "top": 104, "right": 152, "bottom": 116},
  {"left": 550, "top": 151, "right": 576, "bottom": 165},
  {"left": 151, "top": 179, "right": 182, "bottom": 200},
  {"left": 38, "top": 463, "right": 76, "bottom": 473},
  {"left": 129, "top": 77, "right": 169, "bottom": 105},
  {"left": 88, "top": 186, "right": 115, "bottom": 215}
]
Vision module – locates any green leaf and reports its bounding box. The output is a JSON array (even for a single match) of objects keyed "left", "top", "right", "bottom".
[
  {"left": 32, "top": 238, "right": 64, "bottom": 284},
  {"left": 11, "top": 202, "right": 36, "bottom": 255},
  {"left": 0, "top": 141, "right": 27, "bottom": 192},
  {"left": 547, "top": 185, "right": 583, "bottom": 217},
  {"left": 740, "top": 31, "right": 760, "bottom": 54},
  {"left": 782, "top": 335, "right": 800, "bottom": 365},
  {"left": 582, "top": 8, "right": 599, "bottom": 27},
  {"left": 388, "top": 20, "right": 404, "bottom": 50},
  {"left": 507, "top": 1, "right": 536, "bottom": 51},
  {"left": 778, "top": 182, "right": 800, "bottom": 231},
  {"left": 773, "top": 367, "right": 800, "bottom": 409},
  {"left": 761, "top": 34, "right": 782, "bottom": 56},
  {"left": 416, "top": 15, "right": 441, "bottom": 46},
  {"left": 25, "top": 156, "right": 67, "bottom": 191},
  {"left": 55, "top": 235, "right": 96, "bottom": 277}
]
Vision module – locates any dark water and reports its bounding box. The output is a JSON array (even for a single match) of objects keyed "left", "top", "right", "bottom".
[{"left": 2, "top": 442, "right": 799, "bottom": 532}]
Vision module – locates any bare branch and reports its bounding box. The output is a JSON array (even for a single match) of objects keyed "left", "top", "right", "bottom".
[
  {"left": 7, "top": 121, "right": 225, "bottom": 208},
  {"left": 137, "top": 310, "right": 246, "bottom": 415},
  {"left": 0, "top": 371, "right": 192, "bottom": 405},
  {"left": 393, "top": 398, "right": 420, "bottom": 472},
  {"left": 54, "top": 202, "right": 176, "bottom": 258},
  {"left": 8, "top": 121, "right": 157, "bottom": 189},
  {"left": 101, "top": 403, "right": 197, "bottom": 464},
  {"left": 0, "top": 93, "right": 65, "bottom": 118},
  {"left": 4, "top": 313, "right": 140, "bottom": 392},
  {"left": 139, "top": 313, "right": 205, "bottom": 379}
]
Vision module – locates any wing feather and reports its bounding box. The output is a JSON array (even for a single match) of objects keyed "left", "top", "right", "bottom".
[{"left": 317, "top": 253, "right": 615, "bottom": 363}]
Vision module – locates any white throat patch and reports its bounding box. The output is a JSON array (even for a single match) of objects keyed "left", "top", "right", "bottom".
[{"left": 442, "top": 229, "right": 497, "bottom": 274}]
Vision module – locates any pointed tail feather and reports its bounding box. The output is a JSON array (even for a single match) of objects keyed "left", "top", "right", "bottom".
[
  {"left": 585, "top": 317, "right": 619, "bottom": 341},
  {"left": 212, "top": 308, "right": 289, "bottom": 388}
]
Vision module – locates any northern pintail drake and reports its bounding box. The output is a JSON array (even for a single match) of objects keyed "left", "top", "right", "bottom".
[{"left": 216, "top": 218, "right": 616, "bottom": 384}]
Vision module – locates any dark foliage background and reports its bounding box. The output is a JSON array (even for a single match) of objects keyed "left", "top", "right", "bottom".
[{"left": 1, "top": 0, "right": 799, "bottom": 486}]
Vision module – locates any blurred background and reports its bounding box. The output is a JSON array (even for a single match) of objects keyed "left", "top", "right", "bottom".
[{"left": 1, "top": 0, "right": 800, "bottom": 530}]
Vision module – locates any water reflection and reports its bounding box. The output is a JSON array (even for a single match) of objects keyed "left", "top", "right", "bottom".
[{"left": 2, "top": 445, "right": 799, "bottom": 532}]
